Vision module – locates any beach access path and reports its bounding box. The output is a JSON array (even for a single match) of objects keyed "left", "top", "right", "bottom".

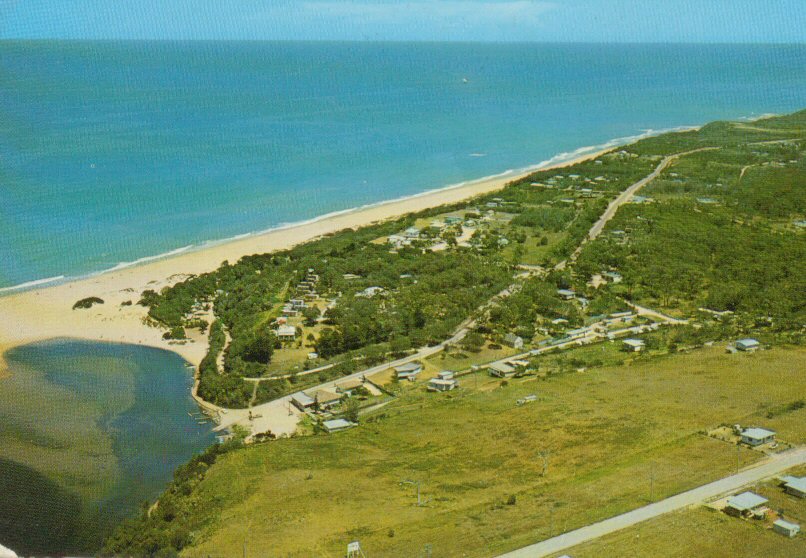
[{"left": 497, "top": 446, "right": 806, "bottom": 558}]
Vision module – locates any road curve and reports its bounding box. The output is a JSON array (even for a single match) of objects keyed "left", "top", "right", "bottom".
[{"left": 496, "top": 446, "right": 806, "bottom": 558}]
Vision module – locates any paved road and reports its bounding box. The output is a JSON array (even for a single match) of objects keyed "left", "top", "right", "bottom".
[{"left": 497, "top": 446, "right": 806, "bottom": 558}]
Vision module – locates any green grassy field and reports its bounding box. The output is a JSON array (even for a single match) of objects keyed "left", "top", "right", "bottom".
[
  {"left": 562, "top": 465, "right": 806, "bottom": 557},
  {"left": 171, "top": 345, "right": 806, "bottom": 557}
]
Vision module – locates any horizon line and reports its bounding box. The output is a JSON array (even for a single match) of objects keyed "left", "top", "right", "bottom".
[{"left": 2, "top": 38, "right": 806, "bottom": 46}]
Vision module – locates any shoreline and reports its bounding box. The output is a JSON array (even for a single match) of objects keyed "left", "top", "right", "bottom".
[
  {"left": 0, "top": 125, "right": 698, "bottom": 298},
  {"left": 0, "top": 126, "right": 701, "bottom": 383}
]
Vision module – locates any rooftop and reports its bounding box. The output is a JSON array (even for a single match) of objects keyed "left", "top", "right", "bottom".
[
  {"left": 774, "top": 519, "right": 800, "bottom": 530},
  {"left": 742, "top": 427, "right": 776, "bottom": 439},
  {"left": 783, "top": 476, "right": 806, "bottom": 492},
  {"left": 322, "top": 419, "right": 356, "bottom": 432},
  {"left": 395, "top": 362, "right": 422, "bottom": 373},
  {"left": 727, "top": 491, "right": 768, "bottom": 511}
]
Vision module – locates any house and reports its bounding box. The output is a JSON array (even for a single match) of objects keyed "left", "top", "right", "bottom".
[
  {"left": 335, "top": 378, "right": 364, "bottom": 395},
  {"left": 740, "top": 427, "right": 776, "bottom": 447},
  {"left": 290, "top": 391, "right": 315, "bottom": 410},
  {"left": 281, "top": 305, "right": 299, "bottom": 317},
  {"left": 516, "top": 394, "right": 538, "bottom": 406},
  {"left": 488, "top": 362, "right": 516, "bottom": 378},
  {"left": 781, "top": 476, "right": 806, "bottom": 498},
  {"left": 307, "top": 352, "right": 319, "bottom": 360},
  {"left": 504, "top": 333, "right": 524, "bottom": 349},
  {"left": 312, "top": 389, "right": 342, "bottom": 409},
  {"left": 403, "top": 226, "right": 421, "bottom": 239},
  {"left": 437, "top": 370, "right": 454, "bottom": 380},
  {"left": 276, "top": 325, "right": 297, "bottom": 341},
  {"left": 724, "top": 492, "right": 768, "bottom": 518},
  {"left": 428, "top": 377, "right": 458, "bottom": 392},
  {"left": 322, "top": 419, "right": 356, "bottom": 433},
  {"left": 356, "top": 286, "right": 384, "bottom": 298},
  {"left": 551, "top": 318, "right": 569, "bottom": 326},
  {"left": 387, "top": 234, "right": 408, "bottom": 247},
  {"left": 445, "top": 216, "right": 463, "bottom": 225},
  {"left": 289, "top": 299, "right": 307, "bottom": 309},
  {"left": 622, "top": 338, "right": 645, "bottom": 352},
  {"left": 395, "top": 362, "right": 422, "bottom": 381},
  {"left": 735, "top": 338, "right": 761, "bottom": 352},
  {"left": 603, "top": 271, "right": 623, "bottom": 283},
  {"left": 557, "top": 289, "right": 576, "bottom": 300},
  {"left": 773, "top": 519, "right": 800, "bottom": 538},
  {"left": 566, "top": 327, "right": 592, "bottom": 340}
]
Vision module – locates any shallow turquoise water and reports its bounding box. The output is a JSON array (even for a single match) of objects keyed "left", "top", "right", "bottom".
[
  {"left": 0, "top": 339, "right": 215, "bottom": 555},
  {"left": 2, "top": 41, "right": 805, "bottom": 289}
]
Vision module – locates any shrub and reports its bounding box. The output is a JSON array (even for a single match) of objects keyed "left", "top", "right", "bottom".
[{"left": 72, "top": 297, "right": 104, "bottom": 310}]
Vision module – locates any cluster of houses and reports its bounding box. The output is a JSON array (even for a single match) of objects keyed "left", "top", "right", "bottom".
[
  {"left": 387, "top": 226, "right": 423, "bottom": 249},
  {"left": 722, "top": 478, "right": 803, "bottom": 538},
  {"left": 281, "top": 268, "right": 320, "bottom": 319},
  {"left": 392, "top": 362, "right": 459, "bottom": 392},
  {"left": 542, "top": 311, "right": 651, "bottom": 350},
  {"left": 386, "top": 211, "right": 505, "bottom": 252},
  {"left": 290, "top": 376, "right": 370, "bottom": 414}
]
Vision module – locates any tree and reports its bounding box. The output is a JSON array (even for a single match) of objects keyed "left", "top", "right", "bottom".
[
  {"left": 242, "top": 330, "right": 275, "bottom": 363},
  {"left": 302, "top": 306, "right": 321, "bottom": 327},
  {"left": 461, "top": 332, "right": 485, "bottom": 352},
  {"left": 342, "top": 397, "right": 360, "bottom": 423}
]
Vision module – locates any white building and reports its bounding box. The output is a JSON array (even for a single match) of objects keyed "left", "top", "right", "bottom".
[
  {"left": 740, "top": 427, "right": 776, "bottom": 447},
  {"left": 276, "top": 325, "right": 297, "bottom": 340}
]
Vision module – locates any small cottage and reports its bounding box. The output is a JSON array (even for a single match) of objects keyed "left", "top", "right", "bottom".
[
  {"left": 773, "top": 519, "right": 800, "bottom": 538},
  {"left": 740, "top": 427, "right": 776, "bottom": 447},
  {"left": 504, "top": 333, "right": 524, "bottom": 349},
  {"left": 724, "top": 492, "right": 768, "bottom": 518},
  {"left": 395, "top": 362, "right": 423, "bottom": 381}
]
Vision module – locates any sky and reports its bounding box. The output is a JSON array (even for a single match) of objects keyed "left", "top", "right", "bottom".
[{"left": 2, "top": 0, "right": 805, "bottom": 43}]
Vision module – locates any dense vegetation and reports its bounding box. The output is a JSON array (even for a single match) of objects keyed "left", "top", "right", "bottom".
[
  {"left": 109, "top": 110, "right": 806, "bottom": 557},
  {"left": 101, "top": 432, "right": 247, "bottom": 557}
]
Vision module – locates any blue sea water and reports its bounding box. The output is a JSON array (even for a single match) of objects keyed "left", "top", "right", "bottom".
[{"left": 1, "top": 41, "right": 805, "bottom": 290}]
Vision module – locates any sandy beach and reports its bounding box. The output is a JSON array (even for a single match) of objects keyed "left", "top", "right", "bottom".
[{"left": 0, "top": 149, "right": 609, "bottom": 382}]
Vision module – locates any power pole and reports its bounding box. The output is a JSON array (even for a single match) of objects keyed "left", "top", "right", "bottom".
[
  {"left": 737, "top": 444, "right": 741, "bottom": 474},
  {"left": 549, "top": 505, "right": 554, "bottom": 537},
  {"left": 650, "top": 463, "right": 655, "bottom": 502}
]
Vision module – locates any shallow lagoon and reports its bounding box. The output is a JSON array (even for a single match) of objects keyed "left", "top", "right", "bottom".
[{"left": 0, "top": 339, "right": 215, "bottom": 555}]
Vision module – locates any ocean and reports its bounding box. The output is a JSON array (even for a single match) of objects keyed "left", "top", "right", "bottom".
[{"left": 1, "top": 41, "right": 805, "bottom": 290}]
